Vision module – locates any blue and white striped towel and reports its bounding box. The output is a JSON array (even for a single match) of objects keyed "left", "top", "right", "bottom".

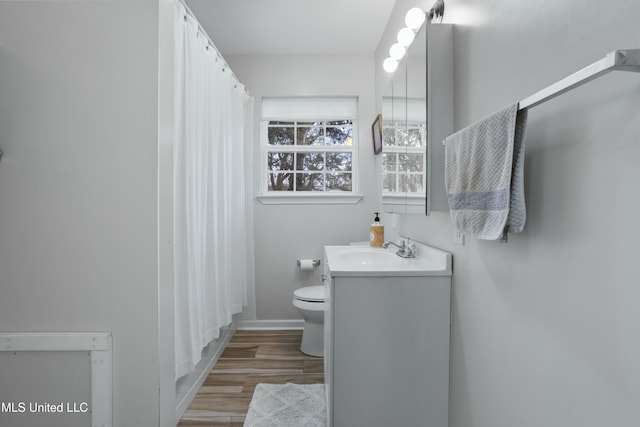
[{"left": 444, "top": 103, "right": 528, "bottom": 241}]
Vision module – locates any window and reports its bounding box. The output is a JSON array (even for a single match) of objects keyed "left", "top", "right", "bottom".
[
  {"left": 382, "top": 120, "right": 426, "bottom": 194},
  {"left": 259, "top": 98, "right": 361, "bottom": 204},
  {"left": 380, "top": 97, "right": 427, "bottom": 213},
  {"left": 266, "top": 120, "right": 353, "bottom": 192}
]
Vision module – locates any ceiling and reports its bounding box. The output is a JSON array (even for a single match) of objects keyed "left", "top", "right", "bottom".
[{"left": 185, "top": 0, "right": 398, "bottom": 56}]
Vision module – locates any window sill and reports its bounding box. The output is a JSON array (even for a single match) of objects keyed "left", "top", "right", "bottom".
[
  {"left": 382, "top": 194, "right": 426, "bottom": 215},
  {"left": 382, "top": 193, "right": 425, "bottom": 205},
  {"left": 257, "top": 193, "right": 363, "bottom": 205}
]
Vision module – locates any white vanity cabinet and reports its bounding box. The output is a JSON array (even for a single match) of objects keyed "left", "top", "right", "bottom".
[{"left": 323, "top": 244, "right": 452, "bottom": 427}]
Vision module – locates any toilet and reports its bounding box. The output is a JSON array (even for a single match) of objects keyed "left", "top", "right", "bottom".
[{"left": 292, "top": 285, "right": 326, "bottom": 357}]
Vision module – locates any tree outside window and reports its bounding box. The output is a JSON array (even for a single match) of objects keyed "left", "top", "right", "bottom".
[{"left": 266, "top": 120, "right": 354, "bottom": 192}]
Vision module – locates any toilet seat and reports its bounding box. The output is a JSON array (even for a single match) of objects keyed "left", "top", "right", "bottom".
[{"left": 294, "top": 285, "right": 325, "bottom": 302}]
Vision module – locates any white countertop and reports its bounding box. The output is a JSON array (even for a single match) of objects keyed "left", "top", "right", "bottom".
[{"left": 324, "top": 241, "right": 452, "bottom": 277}]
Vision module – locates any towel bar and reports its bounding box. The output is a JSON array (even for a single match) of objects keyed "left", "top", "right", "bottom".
[
  {"left": 443, "top": 49, "right": 640, "bottom": 145},
  {"left": 519, "top": 49, "right": 640, "bottom": 109}
]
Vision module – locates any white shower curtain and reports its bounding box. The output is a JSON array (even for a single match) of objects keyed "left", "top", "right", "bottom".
[{"left": 173, "top": 1, "right": 252, "bottom": 379}]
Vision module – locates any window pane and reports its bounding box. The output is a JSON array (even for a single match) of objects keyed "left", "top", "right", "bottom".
[
  {"left": 382, "top": 125, "right": 396, "bottom": 146},
  {"left": 325, "top": 121, "right": 353, "bottom": 145},
  {"left": 268, "top": 126, "right": 294, "bottom": 145},
  {"left": 396, "top": 127, "right": 408, "bottom": 147},
  {"left": 382, "top": 173, "right": 396, "bottom": 192},
  {"left": 326, "top": 173, "right": 352, "bottom": 191},
  {"left": 326, "top": 152, "right": 352, "bottom": 171},
  {"left": 268, "top": 172, "right": 293, "bottom": 191},
  {"left": 296, "top": 173, "right": 324, "bottom": 191},
  {"left": 406, "top": 125, "right": 424, "bottom": 147},
  {"left": 382, "top": 153, "right": 397, "bottom": 172},
  {"left": 398, "top": 173, "right": 424, "bottom": 192},
  {"left": 297, "top": 123, "right": 325, "bottom": 145},
  {"left": 399, "top": 173, "right": 408, "bottom": 192},
  {"left": 296, "top": 152, "right": 324, "bottom": 171},
  {"left": 407, "top": 174, "right": 424, "bottom": 192},
  {"left": 399, "top": 153, "right": 423, "bottom": 172},
  {"left": 268, "top": 152, "right": 294, "bottom": 171}
]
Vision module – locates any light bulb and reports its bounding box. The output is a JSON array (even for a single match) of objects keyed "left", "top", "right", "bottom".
[
  {"left": 389, "top": 43, "right": 406, "bottom": 60},
  {"left": 397, "top": 27, "right": 415, "bottom": 47},
  {"left": 405, "top": 7, "right": 425, "bottom": 30},
  {"left": 383, "top": 57, "right": 398, "bottom": 73}
]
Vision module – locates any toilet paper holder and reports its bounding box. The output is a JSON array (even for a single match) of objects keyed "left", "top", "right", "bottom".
[{"left": 297, "top": 259, "right": 321, "bottom": 267}]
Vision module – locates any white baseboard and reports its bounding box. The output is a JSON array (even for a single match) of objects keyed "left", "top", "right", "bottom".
[{"left": 237, "top": 319, "right": 304, "bottom": 330}]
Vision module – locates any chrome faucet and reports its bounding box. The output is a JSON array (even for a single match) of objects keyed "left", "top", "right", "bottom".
[{"left": 383, "top": 238, "right": 417, "bottom": 258}]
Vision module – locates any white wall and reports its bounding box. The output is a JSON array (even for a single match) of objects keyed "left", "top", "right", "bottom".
[
  {"left": 393, "top": 0, "right": 640, "bottom": 425},
  {"left": 227, "top": 55, "right": 387, "bottom": 320},
  {"left": 0, "top": 1, "right": 167, "bottom": 425},
  {"left": 158, "top": 0, "right": 178, "bottom": 424}
]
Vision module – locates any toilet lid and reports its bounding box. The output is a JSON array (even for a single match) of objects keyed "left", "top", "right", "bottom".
[{"left": 294, "top": 285, "right": 325, "bottom": 302}]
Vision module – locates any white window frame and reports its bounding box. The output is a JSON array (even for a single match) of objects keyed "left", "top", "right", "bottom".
[
  {"left": 382, "top": 120, "right": 427, "bottom": 198},
  {"left": 381, "top": 98, "right": 427, "bottom": 212},
  {"left": 257, "top": 97, "right": 362, "bottom": 205}
]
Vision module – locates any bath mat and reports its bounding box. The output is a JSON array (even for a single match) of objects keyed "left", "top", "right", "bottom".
[{"left": 243, "top": 383, "right": 326, "bottom": 427}]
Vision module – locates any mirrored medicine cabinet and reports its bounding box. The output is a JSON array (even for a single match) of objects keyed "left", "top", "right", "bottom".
[{"left": 380, "top": 22, "right": 453, "bottom": 215}]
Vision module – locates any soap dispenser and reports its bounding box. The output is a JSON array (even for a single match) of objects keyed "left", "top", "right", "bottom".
[{"left": 370, "top": 212, "right": 384, "bottom": 248}]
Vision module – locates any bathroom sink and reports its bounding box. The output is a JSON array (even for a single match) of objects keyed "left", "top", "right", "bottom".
[
  {"left": 339, "top": 249, "right": 399, "bottom": 265},
  {"left": 324, "top": 241, "right": 452, "bottom": 277}
]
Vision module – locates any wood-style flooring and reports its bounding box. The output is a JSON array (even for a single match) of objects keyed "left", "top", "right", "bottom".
[{"left": 178, "top": 329, "right": 324, "bottom": 427}]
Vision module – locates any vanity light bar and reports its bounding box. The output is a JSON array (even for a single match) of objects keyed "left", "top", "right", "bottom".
[{"left": 383, "top": 7, "right": 426, "bottom": 74}]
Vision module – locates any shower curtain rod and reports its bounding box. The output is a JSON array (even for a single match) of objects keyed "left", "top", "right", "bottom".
[{"left": 177, "top": 0, "right": 248, "bottom": 95}]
